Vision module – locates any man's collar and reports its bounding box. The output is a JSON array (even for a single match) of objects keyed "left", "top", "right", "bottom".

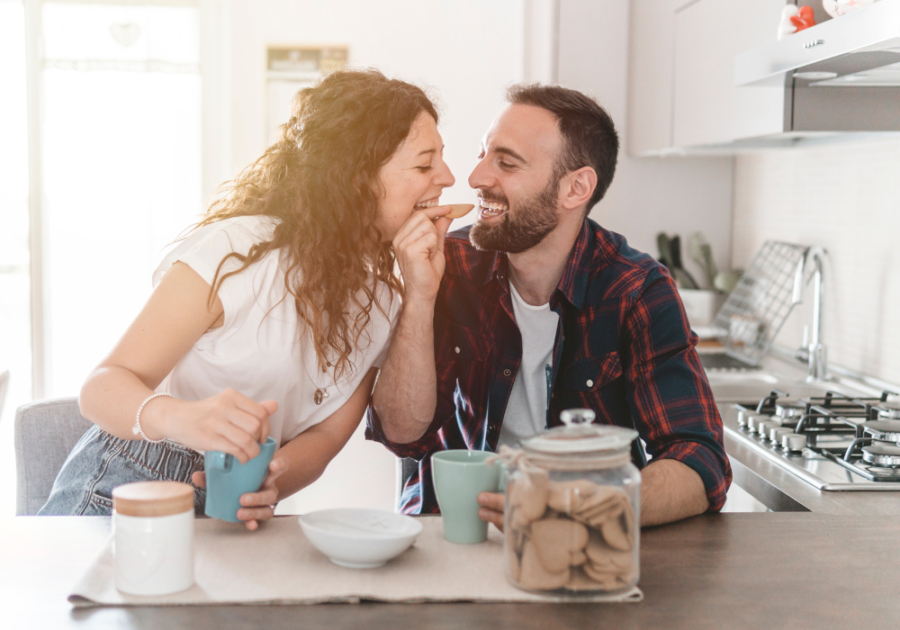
[
  {"left": 551, "top": 219, "right": 594, "bottom": 311},
  {"left": 484, "top": 219, "right": 596, "bottom": 310},
  {"left": 483, "top": 250, "right": 504, "bottom": 286}
]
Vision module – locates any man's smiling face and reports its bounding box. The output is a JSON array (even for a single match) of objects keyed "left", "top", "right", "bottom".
[{"left": 467, "top": 103, "right": 566, "bottom": 254}]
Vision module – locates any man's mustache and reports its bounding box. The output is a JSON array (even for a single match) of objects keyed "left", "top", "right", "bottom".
[{"left": 477, "top": 191, "right": 509, "bottom": 206}]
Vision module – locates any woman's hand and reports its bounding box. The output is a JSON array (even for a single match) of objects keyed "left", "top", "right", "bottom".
[
  {"left": 392, "top": 205, "right": 453, "bottom": 304},
  {"left": 143, "top": 391, "right": 278, "bottom": 464},
  {"left": 192, "top": 455, "right": 289, "bottom": 531}
]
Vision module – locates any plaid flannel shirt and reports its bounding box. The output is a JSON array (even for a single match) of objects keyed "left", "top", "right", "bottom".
[{"left": 366, "top": 218, "right": 731, "bottom": 515}]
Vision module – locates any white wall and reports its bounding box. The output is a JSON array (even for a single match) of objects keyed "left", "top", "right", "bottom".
[
  {"left": 225, "top": 0, "right": 524, "bottom": 203},
  {"left": 219, "top": 0, "right": 526, "bottom": 514},
  {"left": 733, "top": 139, "right": 900, "bottom": 386},
  {"left": 558, "top": 0, "right": 734, "bottom": 285}
]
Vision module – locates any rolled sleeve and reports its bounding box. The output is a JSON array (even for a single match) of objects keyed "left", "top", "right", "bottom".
[
  {"left": 622, "top": 270, "right": 732, "bottom": 512},
  {"left": 364, "top": 405, "right": 436, "bottom": 460}
]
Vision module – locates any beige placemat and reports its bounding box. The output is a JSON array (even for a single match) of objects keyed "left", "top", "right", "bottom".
[{"left": 69, "top": 516, "right": 642, "bottom": 607}]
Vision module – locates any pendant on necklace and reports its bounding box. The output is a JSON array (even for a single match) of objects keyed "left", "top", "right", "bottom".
[{"left": 314, "top": 389, "right": 329, "bottom": 405}]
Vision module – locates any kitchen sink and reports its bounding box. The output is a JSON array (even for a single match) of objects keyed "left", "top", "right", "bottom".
[{"left": 705, "top": 371, "right": 850, "bottom": 403}]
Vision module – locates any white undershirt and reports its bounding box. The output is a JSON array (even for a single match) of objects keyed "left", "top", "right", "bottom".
[{"left": 498, "top": 282, "right": 559, "bottom": 449}]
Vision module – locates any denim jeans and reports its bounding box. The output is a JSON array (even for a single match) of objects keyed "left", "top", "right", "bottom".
[{"left": 38, "top": 424, "right": 206, "bottom": 516}]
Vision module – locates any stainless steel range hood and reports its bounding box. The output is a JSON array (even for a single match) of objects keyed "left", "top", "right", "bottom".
[{"left": 734, "top": 0, "right": 900, "bottom": 135}]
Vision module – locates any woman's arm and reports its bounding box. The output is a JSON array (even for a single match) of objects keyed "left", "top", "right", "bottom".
[
  {"left": 196, "top": 368, "right": 379, "bottom": 530},
  {"left": 80, "top": 261, "right": 276, "bottom": 463}
]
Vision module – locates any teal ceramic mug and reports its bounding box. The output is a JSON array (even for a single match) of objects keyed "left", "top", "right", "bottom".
[
  {"left": 204, "top": 437, "right": 276, "bottom": 522},
  {"left": 431, "top": 450, "right": 504, "bottom": 544}
]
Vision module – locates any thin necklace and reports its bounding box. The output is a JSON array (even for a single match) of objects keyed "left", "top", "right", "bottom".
[{"left": 307, "top": 357, "right": 332, "bottom": 405}]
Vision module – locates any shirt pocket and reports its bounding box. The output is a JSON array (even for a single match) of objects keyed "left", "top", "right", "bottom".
[
  {"left": 561, "top": 351, "right": 623, "bottom": 392},
  {"left": 447, "top": 321, "right": 490, "bottom": 363}
]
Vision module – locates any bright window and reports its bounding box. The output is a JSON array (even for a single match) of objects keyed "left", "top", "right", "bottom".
[{"left": 40, "top": 1, "right": 202, "bottom": 396}]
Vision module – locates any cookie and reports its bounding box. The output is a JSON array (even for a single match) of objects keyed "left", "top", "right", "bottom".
[
  {"left": 566, "top": 567, "right": 607, "bottom": 591},
  {"left": 582, "top": 561, "right": 628, "bottom": 590},
  {"left": 518, "top": 540, "right": 570, "bottom": 590},
  {"left": 445, "top": 203, "right": 475, "bottom": 219},
  {"left": 585, "top": 529, "right": 635, "bottom": 573},
  {"left": 507, "top": 471, "right": 550, "bottom": 525},
  {"left": 569, "top": 548, "right": 588, "bottom": 566},
  {"left": 547, "top": 479, "right": 598, "bottom": 513},
  {"left": 572, "top": 485, "right": 622, "bottom": 517},
  {"left": 530, "top": 518, "right": 589, "bottom": 574},
  {"left": 601, "top": 509, "right": 633, "bottom": 552}
]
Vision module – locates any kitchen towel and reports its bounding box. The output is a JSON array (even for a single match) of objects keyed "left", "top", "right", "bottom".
[{"left": 69, "top": 516, "right": 643, "bottom": 606}]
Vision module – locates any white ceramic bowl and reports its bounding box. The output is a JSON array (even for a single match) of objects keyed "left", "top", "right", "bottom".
[{"left": 298, "top": 508, "right": 423, "bottom": 569}]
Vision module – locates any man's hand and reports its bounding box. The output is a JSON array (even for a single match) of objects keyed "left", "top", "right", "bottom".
[
  {"left": 392, "top": 206, "right": 453, "bottom": 303},
  {"left": 477, "top": 491, "right": 505, "bottom": 532}
]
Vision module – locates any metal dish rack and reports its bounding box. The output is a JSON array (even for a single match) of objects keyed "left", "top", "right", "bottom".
[{"left": 712, "top": 241, "right": 810, "bottom": 365}]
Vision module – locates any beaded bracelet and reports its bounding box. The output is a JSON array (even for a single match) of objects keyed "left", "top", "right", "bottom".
[{"left": 132, "top": 393, "right": 173, "bottom": 443}]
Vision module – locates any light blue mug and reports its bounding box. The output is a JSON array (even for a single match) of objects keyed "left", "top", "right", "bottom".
[
  {"left": 204, "top": 437, "right": 276, "bottom": 522},
  {"left": 431, "top": 450, "right": 506, "bottom": 544}
]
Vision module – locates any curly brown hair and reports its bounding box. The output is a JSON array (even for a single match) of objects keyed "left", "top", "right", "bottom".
[{"left": 196, "top": 69, "right": 438, "bottom": 379}]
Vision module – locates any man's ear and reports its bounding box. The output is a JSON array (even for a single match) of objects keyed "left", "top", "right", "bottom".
[{"left": 559, "top": 166, "right": 597, "bottom": 212}]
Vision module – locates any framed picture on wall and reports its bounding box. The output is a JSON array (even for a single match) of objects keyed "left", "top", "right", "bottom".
[{"left": 266, "top": 46, "right": 348, "bottom": 143}]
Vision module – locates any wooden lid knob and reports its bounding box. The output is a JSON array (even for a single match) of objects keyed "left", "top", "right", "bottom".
[{"left": 113, "top": 481, "right": 194, "bottom": 517}]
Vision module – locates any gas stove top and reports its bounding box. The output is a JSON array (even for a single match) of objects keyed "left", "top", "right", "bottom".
[{"left": 728, "top": 389, "right": 900, "bottom": 491}]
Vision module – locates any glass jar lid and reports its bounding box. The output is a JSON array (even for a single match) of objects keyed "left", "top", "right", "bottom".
[{"left": 521, "top": 408, "right": 638, "bottom": 455}]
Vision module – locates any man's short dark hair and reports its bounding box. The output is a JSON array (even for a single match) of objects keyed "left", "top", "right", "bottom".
[{"left": 506, "top": 84, "right": 619, "bottom": 211}]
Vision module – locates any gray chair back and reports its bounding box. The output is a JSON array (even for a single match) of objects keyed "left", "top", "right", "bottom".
[
  {"left": 0, "top": 370, "right": 9, "bottom": 424},
  {"left": 15, "top": 397, "right": 93, "bottom": 515}
]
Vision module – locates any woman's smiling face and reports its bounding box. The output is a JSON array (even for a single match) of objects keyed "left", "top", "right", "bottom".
[{"left": 375, "top": 111, "right": 455, "bottom": 241}]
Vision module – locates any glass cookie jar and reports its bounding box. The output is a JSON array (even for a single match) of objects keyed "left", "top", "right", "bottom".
[{"left": 503, "top": 409, "right": 641, "bottom": 595}]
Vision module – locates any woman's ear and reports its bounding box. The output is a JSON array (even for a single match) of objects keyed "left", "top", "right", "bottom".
[{"left": 559, "top": 166, "right": 597, "bottom": 212}]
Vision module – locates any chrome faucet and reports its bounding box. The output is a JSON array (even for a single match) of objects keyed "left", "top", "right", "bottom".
[{"left": 791, "top": 246, "right": 828, "bottom": 381}]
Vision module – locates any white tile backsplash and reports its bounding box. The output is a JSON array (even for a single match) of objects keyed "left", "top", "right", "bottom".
[{"left": 733, "top": 138, "right": 900, "bottom": 386}]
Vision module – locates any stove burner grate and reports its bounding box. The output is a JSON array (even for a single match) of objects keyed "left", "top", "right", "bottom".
[
  {"left": 861, "top": 442, "right": 900, "bottom": 468},
  {"left": 875, "top": 401, "right": 900, "bottom": 420},
  {"left": 740, "top": 388, "right": 900, "bottom": 483},
  {"left": 862, "top": 420, "right": 900, "bottom": 443}
]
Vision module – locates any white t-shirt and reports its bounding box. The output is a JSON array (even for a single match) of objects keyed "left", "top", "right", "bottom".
[
  {"left": 151, "top": 215, "right": 400, "bottom": 446},
  {"left": 497, "top": 282, "right": 559, "bottom": 449}
]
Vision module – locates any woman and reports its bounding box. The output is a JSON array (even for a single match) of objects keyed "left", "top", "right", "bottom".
[{"left": 40, "top": 69, "right": 456, "bottom": 529}]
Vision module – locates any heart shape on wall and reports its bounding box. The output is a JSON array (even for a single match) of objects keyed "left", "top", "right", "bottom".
[{"left": 110, "top": 22, "right": 140, "bottom": 47}]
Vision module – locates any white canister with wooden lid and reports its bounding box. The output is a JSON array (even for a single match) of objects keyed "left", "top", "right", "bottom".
[{"left": 113, "top": 481, "right": 195, "bottom": 596}]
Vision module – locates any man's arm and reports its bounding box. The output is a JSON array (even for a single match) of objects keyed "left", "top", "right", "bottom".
[
  {"left": 372, "top": 297, "right": 438, "bottom": 443},
  {"left": 371, "top": 206, "right": 452, "bottom": 444},
  {"left": 638, "top": 459, "right": 709, "bottom": 527},
  {"left": 621, "top": 269, "right": 732, "bottom": 522}
]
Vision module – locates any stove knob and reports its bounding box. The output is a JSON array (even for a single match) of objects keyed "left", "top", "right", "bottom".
[
  {"left": 757, "top": 421, "right": 777, "bottom": 439},
  {"left": 770, "top": 427, "right": 791, "bottom": 444},
  {"left": 736, "top": 410, "right": 753, "bottom": 427},
  {"left": 782, "top": 433, "right": 807, "bottom": 452},
  {"left": 747, "top": 416, "right": 762, "bottom": 432}
]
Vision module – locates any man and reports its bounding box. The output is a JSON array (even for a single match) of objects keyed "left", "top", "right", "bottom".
[{"left": 367, "top": 84, "right": 731, "bottom": 528}]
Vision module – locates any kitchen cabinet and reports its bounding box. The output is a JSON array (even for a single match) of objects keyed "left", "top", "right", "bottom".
[
  {"left": 626, "top": 0, "right": 677, "bottom": 155},
  {"left": 672, "top": 0, "right": 786, "bottom": 147},
  {"left": 629, "top": 0, "right": 789, "bottom": 153}
]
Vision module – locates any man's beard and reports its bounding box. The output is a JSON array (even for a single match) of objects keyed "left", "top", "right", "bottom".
[{"left": 469, "top": 175, "right": 561, "bottom": 254}]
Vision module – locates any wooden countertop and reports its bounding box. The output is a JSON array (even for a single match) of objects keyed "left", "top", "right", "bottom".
[{"left": 4, "top": 513, "right": 898, "bottom": 629}]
